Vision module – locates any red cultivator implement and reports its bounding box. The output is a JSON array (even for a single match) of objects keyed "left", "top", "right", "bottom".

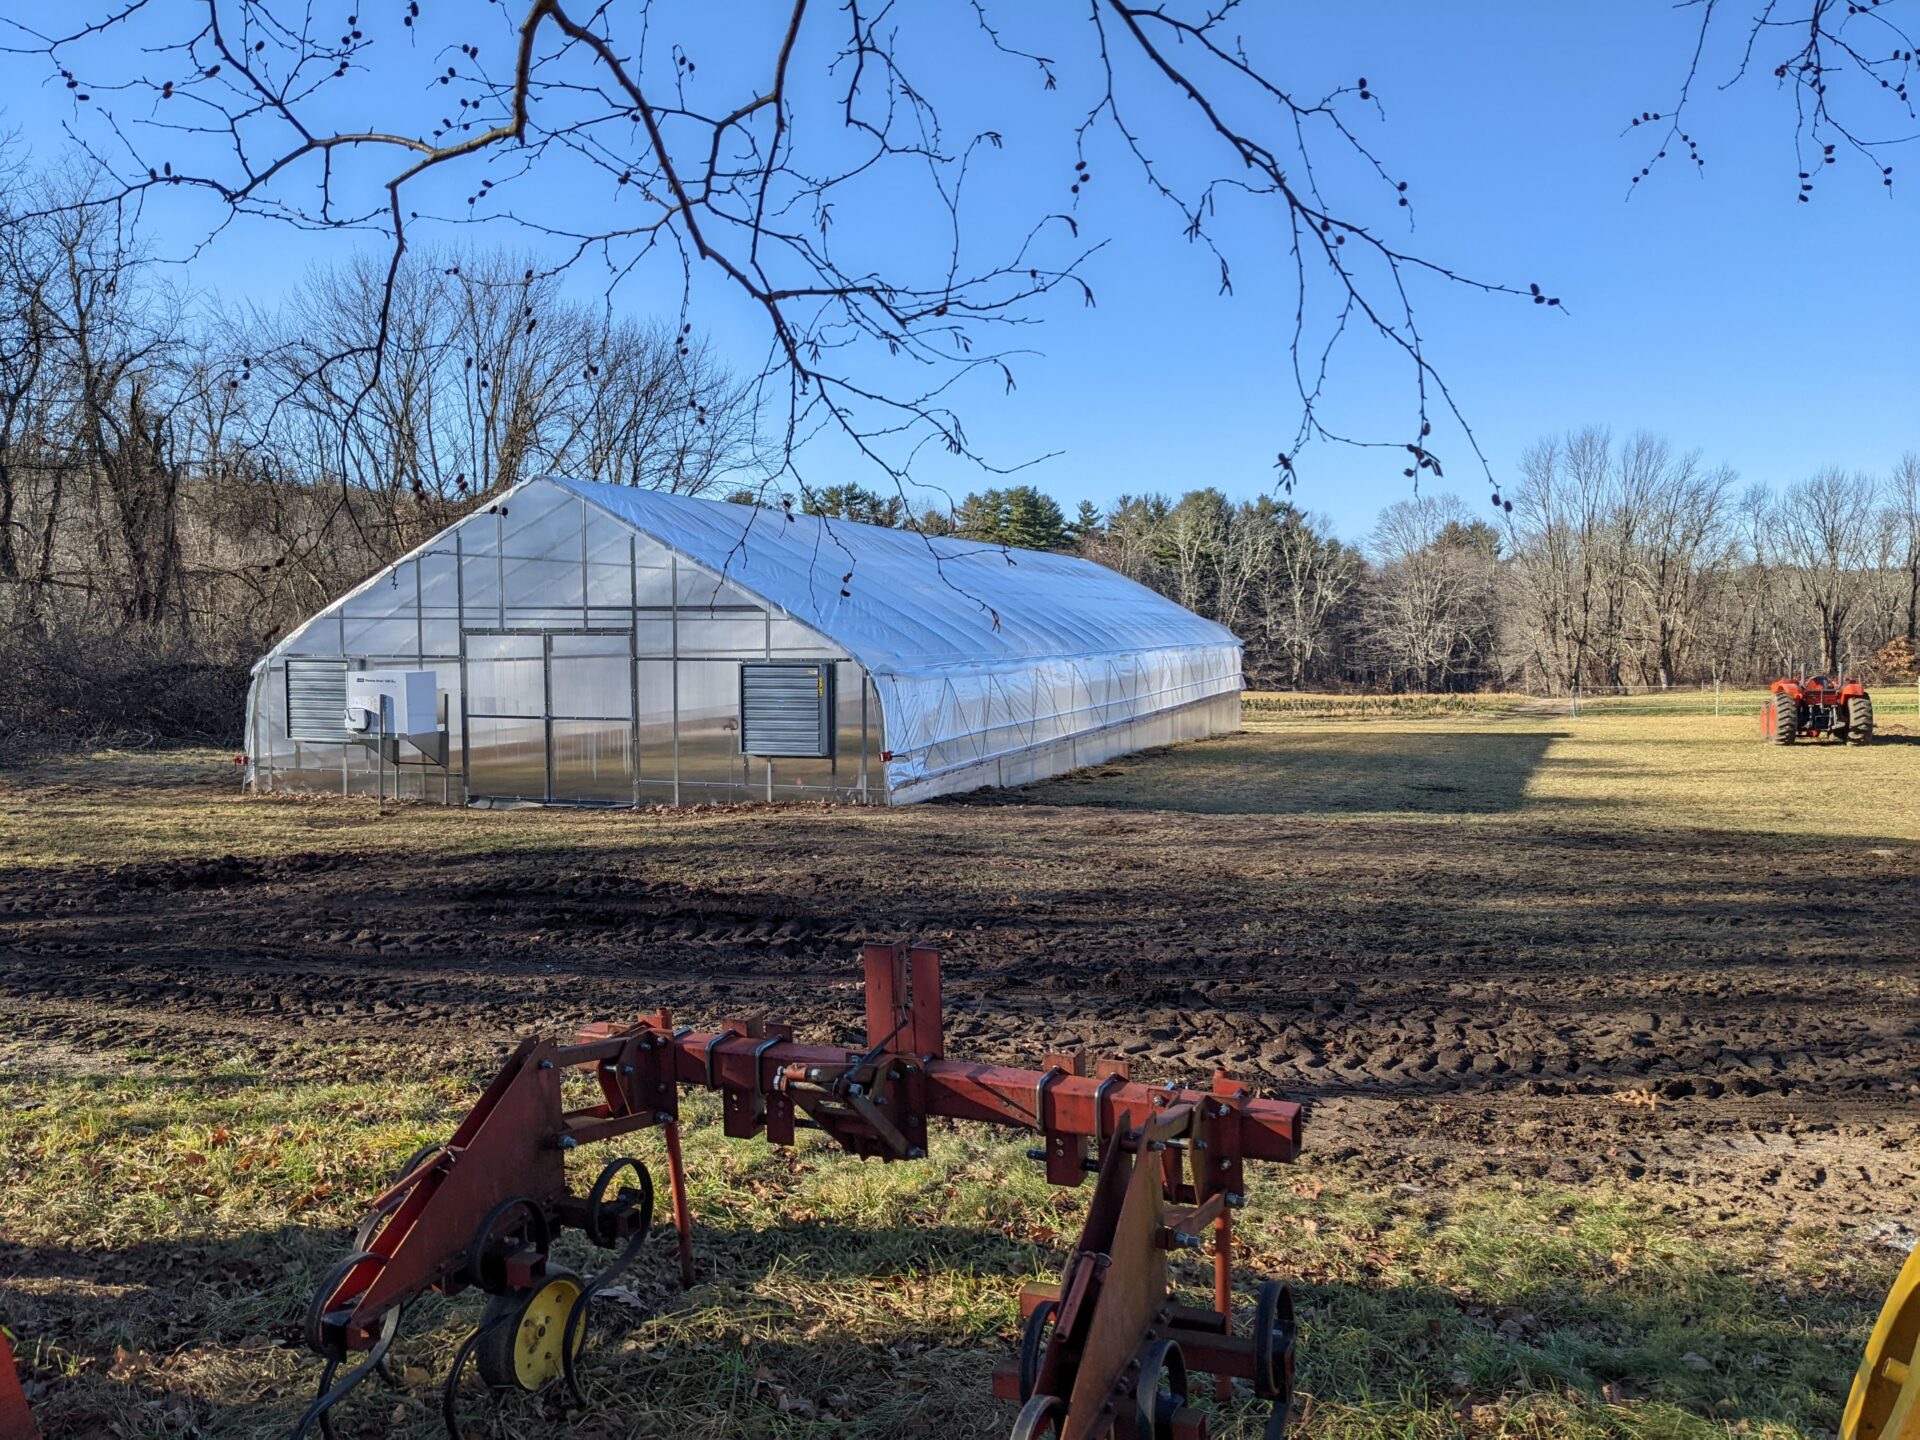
[
  {"left": 295, "top": 942, "right": 1304, "bottom": 1439},
  {"left": 1763, "top": 675, "right": 1874, "bottom": 744},
  {"left": 0, "top": 1328, "right": 39, "bottom": 1440}
]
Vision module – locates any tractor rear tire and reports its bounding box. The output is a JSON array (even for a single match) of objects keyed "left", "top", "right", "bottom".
[
  {"left": 1766, "top": 695, "right": 1799, "bottom": 744},
  {"left": 1847, "top": 693, "right": 1874, "bottom": 744}
]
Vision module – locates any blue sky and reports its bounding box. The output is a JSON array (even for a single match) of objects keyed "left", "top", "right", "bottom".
[{"left": 0, "top": 2, "right": 1913, "bottom": 541}]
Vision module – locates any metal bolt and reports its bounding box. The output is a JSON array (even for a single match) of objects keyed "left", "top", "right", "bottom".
[
  {"left": 1218, "top": 1159, "right": 1231, "bottom": 1171},
  {"left": 1224, "top": 1192, "right": 1246, "bottom": 1210},
  {"left": 557, "top": 1135, "right": 578, "bottom": 1149},
  {"left": 846, "top": 1083, "right": 864, "bottom": 1097},
  {"left": 538, "top": 1060, "right": 554, "bottom": 1070},
  {"left": 655, "top": 1111, "right": 674, "bottom": 1124},
  {"left": 1148, "top": 1140, "right": 1167, "bottom": 1152},
  {"left": 620, "top": 1064, "right": 635, "bottom": 1075},
  {"left": 906, "top": 1147, "right": 926, "bottom": 1160},
  {"left": 1026, "top": 1148, "right": 1048, "bottom": 1161}
]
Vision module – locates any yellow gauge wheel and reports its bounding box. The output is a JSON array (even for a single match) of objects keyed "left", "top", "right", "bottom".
[
  {"left": 1844, "top": 1243, "right": 1920, "bottom": 1440},
  {"left": 475, "top": 1268, "right": 587, "bottom": 1393}
]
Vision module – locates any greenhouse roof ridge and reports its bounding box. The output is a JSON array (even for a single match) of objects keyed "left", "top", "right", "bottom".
[{"left": 542, "top": 474, "right": 1240, "bottom": 675}]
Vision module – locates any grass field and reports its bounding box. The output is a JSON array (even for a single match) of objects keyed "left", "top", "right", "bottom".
[{"left": 2, "top": 694, "right": 1916, "bottom": 1438}]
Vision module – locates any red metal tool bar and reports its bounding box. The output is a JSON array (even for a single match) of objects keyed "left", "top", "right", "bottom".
[
  {"left": 299, "top": 942, "right": 1302, "bottom": 1440},
  {"left": 317, "top": 943, "right": 1302, "bottom": 1348},
  {"left": 552, "top": 1039, "right": 1300, "bottom": 1158}
]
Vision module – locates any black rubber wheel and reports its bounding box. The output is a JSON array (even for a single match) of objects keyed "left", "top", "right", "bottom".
[
  {"left": 1251, "top": 1280, "right": 1296, "bottom": 1405},
  {"left": 473, "top": 1267, "right": 586, "bottom": 1393},
  {"left": 466, "top": 1196, "right": 552, "bottom": 1296},
  {"left": 303, "top": 1249, "right": 385, "bottom": 1359},
  {"left": 1766, "top": 694, "right": 1799, "bottom": 744},
  {"left": 1133, "top": 1338, "right": 1188, "bottom": 1440},
  {"left": 584, "top": 1157, "right": 653, "bottom": 1250},
  {"left": 1016, "top": 1300, "right": 1059, "bottom": 1402},
  {"left": 1008, "top": 1393, "right": 1064, "bottom": 1439},
  {"left": 1847, "top": 692, "right": 1874, "bottom": 744}
]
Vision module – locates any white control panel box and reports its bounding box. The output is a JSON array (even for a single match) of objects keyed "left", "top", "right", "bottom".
[{"left": 345, "top": 669, "right": 438, "bottom": 735}]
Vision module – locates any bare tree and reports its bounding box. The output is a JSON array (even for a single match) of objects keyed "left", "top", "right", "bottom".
[
  {"left": 1774, "top": 467, "right": 1881, "bottom": 673},
  {"left": 38, "top": 195, "right": 193, "bottom": 631},
  {"left": 1263, "top": 506, "right": 1359, "bottom": 687},
  {"left": 0, "top": 1, "right": 1588, "bottom": 520},
  {"left": 1619, "top": 439, "right": 1733, "bottom": 688},
  {"left": 1886, "top": 452, "right": 1920, "bottom": 646},
  {"left": 0, "top": 167, "right": 57, "bottom": 595},
  {"left": 1161, "top": 491, "right": 1231, "bottom": 620},
  {"left": 1630, "top": 1, "right": 1919, "bottom": 203},
  {"left": 1505, "top": 428, "right": 1614, "bottom": 694},
  {"left": 1364, "top": 494, "right": 1495, "bottom": 691}
]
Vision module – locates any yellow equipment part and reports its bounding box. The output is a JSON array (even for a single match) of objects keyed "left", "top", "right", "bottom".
[
  {"left": 1844, "top": 1243, "right": 1920, "bottom": 1440},
  {"left": 475, "top": 1269, "right": 586, "bottom": 1393}
]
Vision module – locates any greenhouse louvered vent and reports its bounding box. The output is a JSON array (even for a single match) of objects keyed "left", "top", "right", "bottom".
[
  {"left": 241, "top": 476, "right": 1242, "bottom": 806},
  {"left": 283, "top": 660, "right": 350, "bottom": 743},
  {"left": 740, "top": 662, "right": 835, "bottom": 758}
]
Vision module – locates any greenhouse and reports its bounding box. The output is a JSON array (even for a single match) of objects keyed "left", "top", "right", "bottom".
[{"left": 243, "top": 476, "right": 1243, "bottom": 806}]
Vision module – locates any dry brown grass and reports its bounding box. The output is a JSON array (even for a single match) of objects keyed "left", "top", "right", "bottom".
[{"left": 2, "top": 695, "right": 1915, "bottom": 1438}]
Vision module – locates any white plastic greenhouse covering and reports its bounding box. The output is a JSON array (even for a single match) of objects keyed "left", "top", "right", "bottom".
[{"left": 244, "top": 475, "right": 1243, "bottom": 805}]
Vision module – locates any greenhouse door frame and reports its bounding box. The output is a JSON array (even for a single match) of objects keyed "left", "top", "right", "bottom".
[{"left": 459, "top": 626, "right": 639, "bottom": 807}]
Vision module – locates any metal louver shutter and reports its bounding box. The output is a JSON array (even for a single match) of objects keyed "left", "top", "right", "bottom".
[
  {"left": 739, "top": 662, "right": 835, "bottom": 758},
  {"left": 285, "top": 660, "right": 350, "bottom": 741}
]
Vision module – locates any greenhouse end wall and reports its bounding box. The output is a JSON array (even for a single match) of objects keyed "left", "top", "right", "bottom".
[{"left": 244, "top": 480, "right": 885, "bottom": 806}]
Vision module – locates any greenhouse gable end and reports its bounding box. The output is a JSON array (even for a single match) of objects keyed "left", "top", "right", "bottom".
[{"left": 244, "top": 476, "right": 1243, "bottom": 806}]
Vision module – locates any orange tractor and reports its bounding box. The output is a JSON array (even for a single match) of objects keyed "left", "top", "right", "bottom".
[{"left": 1763, "top": 675, "right": 1874, "bottom": 744}]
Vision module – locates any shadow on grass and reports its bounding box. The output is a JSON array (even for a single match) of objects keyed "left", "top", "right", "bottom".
[
  {"left": 2, "top": 1205, "right": 1873, "bottom": 1439},
  {"left": 948, "top": 730, "right": 1569, "bottom": 816}
]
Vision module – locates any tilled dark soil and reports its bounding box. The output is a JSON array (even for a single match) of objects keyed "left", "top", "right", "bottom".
[{"left": 2, "top": 783, "right": 1915, "bottom": 1231}]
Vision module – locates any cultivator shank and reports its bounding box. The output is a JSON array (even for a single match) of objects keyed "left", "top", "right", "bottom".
[{"left": 297, "top": 942, "right": 1304, "bottom": 1438}]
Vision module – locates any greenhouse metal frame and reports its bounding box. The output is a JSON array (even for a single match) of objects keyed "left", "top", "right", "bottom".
[{"left": 244, "top": 476, "right": 1243, "bottom": 807}]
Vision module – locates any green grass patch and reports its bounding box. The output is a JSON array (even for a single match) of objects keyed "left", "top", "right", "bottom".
[{"left": 1, "top": 1052, "right": 1891, "bottom": 1437}]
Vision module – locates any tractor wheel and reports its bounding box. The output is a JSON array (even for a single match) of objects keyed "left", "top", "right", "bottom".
[
  {"left": 1765, "top": 695, "right": 1799, "bottom": 744},
  {"left": 1847, "top": 693, "right": 1874, "bottom": 744}
]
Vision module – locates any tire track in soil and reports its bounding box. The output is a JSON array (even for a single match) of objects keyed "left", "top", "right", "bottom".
[{"left": 2, "top": 831, "right": 1916, "bottom": 1229}]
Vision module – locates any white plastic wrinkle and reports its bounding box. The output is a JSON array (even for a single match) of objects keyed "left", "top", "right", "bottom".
[{"left": 551, "top": 477, "right": 1244, "bottom": 784}]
